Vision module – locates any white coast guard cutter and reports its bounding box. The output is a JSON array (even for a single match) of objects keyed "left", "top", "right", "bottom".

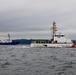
[{"left": 31, "top": 22, "right": 76, "bottom": 48}]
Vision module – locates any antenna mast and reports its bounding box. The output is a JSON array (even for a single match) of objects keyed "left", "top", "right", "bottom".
[
  {"left": 51, "top": 21, "right": 57, "bottom": 38},
  {"left": 8, "top": 33, "right": 10, "bottom": 41}
]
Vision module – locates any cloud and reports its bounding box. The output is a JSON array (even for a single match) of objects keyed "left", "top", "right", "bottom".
[{"left": 0, "top": 0, "right": 76, "bottom": 39}]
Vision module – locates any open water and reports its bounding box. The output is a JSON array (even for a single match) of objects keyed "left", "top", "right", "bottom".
[{"left": 0, "top": 45, "right": 76, "bottom": 75}]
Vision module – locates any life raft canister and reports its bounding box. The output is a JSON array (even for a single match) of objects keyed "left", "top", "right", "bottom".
[{"left": 72, "top": 42, "right": 76, "bottom": 47}]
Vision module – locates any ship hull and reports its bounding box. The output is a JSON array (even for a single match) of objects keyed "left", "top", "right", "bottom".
[{"left": 31, "top": 43, "right": 73, "bottom": 48}]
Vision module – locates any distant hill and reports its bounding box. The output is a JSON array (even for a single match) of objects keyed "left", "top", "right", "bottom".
[{"left": 12, "top": 39, "right": 76, "bottom": 45}]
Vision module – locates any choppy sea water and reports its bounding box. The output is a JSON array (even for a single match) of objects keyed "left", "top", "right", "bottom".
[{"left": 0, "top": 45, "right": 76, "bottom": 75}]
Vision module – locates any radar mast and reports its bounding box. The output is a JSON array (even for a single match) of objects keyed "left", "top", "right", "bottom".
[{"left": 51, "top": 21, "right": 57, "bottom": 38}]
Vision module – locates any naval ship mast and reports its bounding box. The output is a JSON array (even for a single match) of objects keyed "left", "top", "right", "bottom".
[
  {"left": 51, "top": 21, "right": 57, "bottom": 39},
  {"left": 8, "top": 33, "right": 10, "bottom": 41}
]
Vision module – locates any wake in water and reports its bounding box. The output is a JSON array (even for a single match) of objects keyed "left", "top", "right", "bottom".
[{"left": 11, "top": 45, "right": 31, "bottom": 49}]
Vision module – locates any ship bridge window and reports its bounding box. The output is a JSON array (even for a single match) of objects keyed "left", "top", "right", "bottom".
[{"left": 55, "top": 35, "right": 65, "bottom": 37}]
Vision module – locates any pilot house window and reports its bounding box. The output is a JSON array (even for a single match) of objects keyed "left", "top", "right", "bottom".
[{"left": 55, "top": 35, "right": 64, "bottom": 38}]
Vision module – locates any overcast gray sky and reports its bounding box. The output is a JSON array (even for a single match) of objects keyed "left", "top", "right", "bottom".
[{"left": 0, "top": 0, "right": 76, "bottom": 39}]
